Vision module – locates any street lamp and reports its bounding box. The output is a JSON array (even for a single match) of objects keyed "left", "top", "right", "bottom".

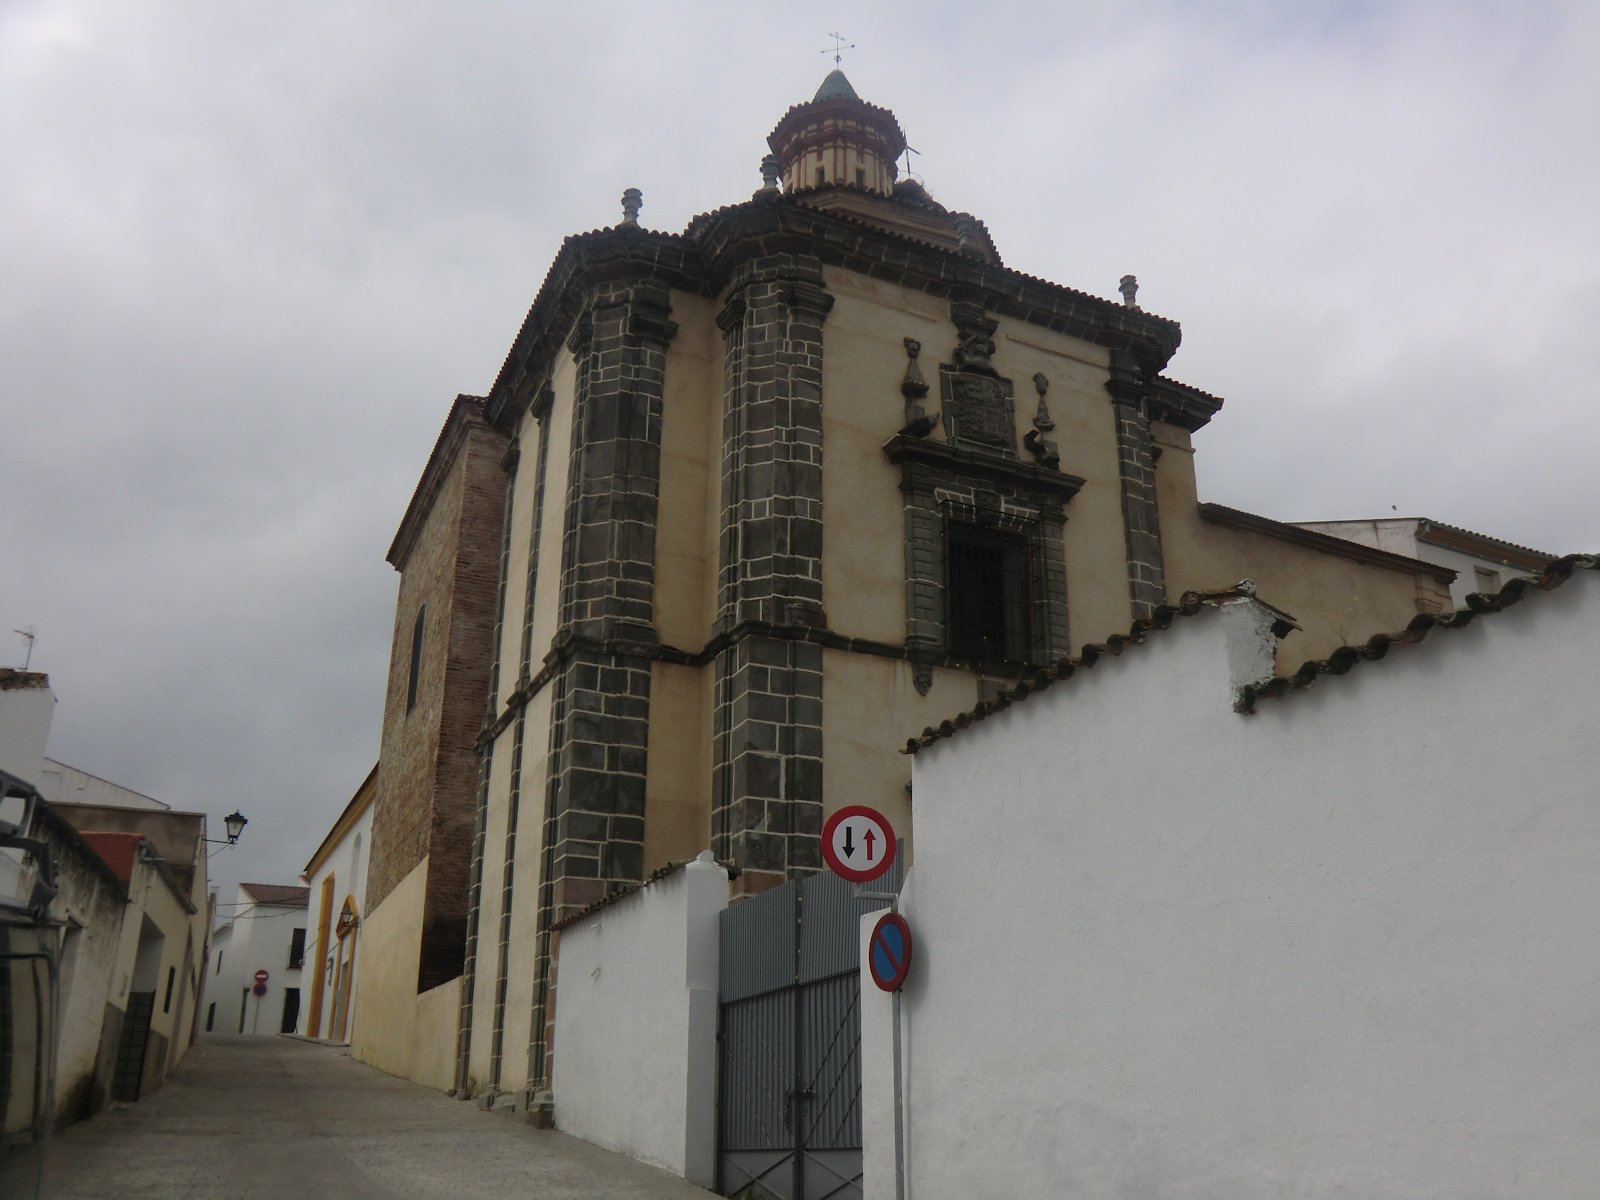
[{"left": 206, "top": 811, "right": 249, "bottom": 851}]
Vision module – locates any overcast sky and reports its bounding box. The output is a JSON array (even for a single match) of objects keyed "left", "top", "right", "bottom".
[{"left": 3, "top": 1, "right": 1597, "bottom": 904}]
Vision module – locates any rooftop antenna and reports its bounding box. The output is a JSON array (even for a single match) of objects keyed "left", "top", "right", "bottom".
[
  {"left": 820, "top": 31, "right": 854, "bottom": 66},
  {"left": 13, "top": 626, "right": 35, "bottom": 670}
]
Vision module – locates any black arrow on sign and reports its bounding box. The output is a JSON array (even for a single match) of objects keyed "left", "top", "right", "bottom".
[{"left": 843, "top": 825, "right": 855, "bottom": 857}]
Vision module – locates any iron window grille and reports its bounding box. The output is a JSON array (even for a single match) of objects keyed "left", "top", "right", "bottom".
[{"left": 945, "top": 526, "right": 1033, "bottom": 662}]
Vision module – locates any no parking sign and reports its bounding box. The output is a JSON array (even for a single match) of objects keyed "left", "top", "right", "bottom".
[{"left": 868, "top": 911, "right": 913, "bottom": 992}]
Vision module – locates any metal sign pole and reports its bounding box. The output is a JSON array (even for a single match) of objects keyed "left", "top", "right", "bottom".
[
  {"left": 890, "top": 894, "right": 906, "bottom": 1200},
  {"left": 856, "top": 880, "right": 908, "bottom": 1200}
]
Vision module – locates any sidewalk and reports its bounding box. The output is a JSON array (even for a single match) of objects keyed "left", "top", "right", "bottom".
[{"left": 32, "top": 1035, "right": 716, "bottom": 1199}]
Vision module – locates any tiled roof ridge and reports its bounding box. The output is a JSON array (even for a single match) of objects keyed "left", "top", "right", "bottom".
[
  {"left": 488, "top": 197, "right": 1181, "bottom": 420},
  {"left": 1152, "top": 374, "right": 1224, "bottom": 407},
  {"left": 1417, "top": 518, "right": 1558, "bottom": 564},
  {"left": 386, "top": 394, "right": 495, "bottom": 569},
  {"left": 903, "top": 585, "right": 1280, "bottom": 754},
  {"left": 766, "top": 93, "right": 906, "bottom": 146},
  {"left": 239, "top": 882, "right": 311, "bottom": 907},
  {"left": 486, "top": 224, "right": 690, "bottom": 410},
  {"left": 1235, "top": 553, "right": 1597, "bottom": 714}
]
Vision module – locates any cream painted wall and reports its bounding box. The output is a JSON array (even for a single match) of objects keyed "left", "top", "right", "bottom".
[
  {"left": 993, "top": 319, "right": 1130, "bottom": 647},
  {"left": 819, "top": 269, "right": 945, "bottom": 646},
  {"left": 525, "top": 351, "right": 577, "bottom": 668},
  {"left": 656, "top": 290, "right": 718, "bottom": 652},
  {"left": 1155, "top": 422, "right": 1437, "bottom": 666},
  {"left": 465, "top": 726, "right": 513, "bottom": 1090},
  {"left": 818, "top": 268, "right": 1134, "bottom": 653},
  {"left": 644, "top": 662, "right": 710, "bottom": 872},
  {"left": 297, "top": 801, "right": 373, "bottom": 1043},
  {"left": 500, "top": 687, "right": 554, "bottom": 1097},
  {"left": 350, "top": 855, "right": 458, "bottom": 1091}
]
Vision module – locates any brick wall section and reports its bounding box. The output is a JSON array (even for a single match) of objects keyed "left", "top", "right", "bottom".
[
  {"left": 367, "top": 401, "right": 508, "bottom": 994},
  {"left": 1106, "top": 349, "right": 1167, "bottom": 619},
  {"left": 711, "top": 257, "right": 833, "bottom": 893}
]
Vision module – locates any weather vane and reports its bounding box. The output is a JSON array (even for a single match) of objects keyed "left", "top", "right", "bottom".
[{"left": 820, "top": 32, "right": 854, "bottom": 66}]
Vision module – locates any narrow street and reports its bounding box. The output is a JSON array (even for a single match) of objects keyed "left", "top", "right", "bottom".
[{"left": 23, "top": 1036, "right": 714, "bottom": 1199}]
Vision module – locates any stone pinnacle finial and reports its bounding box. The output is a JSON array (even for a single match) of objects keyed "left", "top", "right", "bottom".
[
  {"left": 758, "top": 154, "right": 781, "bottom": 195},
  {"left": 1119, "top": 274, "right": 1139, "bottom": 308},
  {"left": 620, "top": 187, "right": 643, "bottom": 226}
]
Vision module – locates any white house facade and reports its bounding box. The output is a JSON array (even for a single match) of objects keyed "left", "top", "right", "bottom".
[
  {"left": 207, "top": 884, "right": 307, "bottom": 1037},
  {"left": 296, "top": 766, "right": 375, "bottom": 1043}
]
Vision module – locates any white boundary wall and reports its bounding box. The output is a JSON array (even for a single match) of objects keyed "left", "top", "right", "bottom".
[
  {"left": 867, "top": 577, "right": 1600, "bottom": 1199},
  {"left": 553, "top": 849, "right": 726, "bottom": 1187}
]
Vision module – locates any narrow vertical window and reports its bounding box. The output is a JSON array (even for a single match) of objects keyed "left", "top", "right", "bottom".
[
  {"left": 289, "top": 927, "right": 306, "bottom": 969},
  {"left": 216, "top": 949, "right": 222, "bottom": 976},
  {"left": 163, "top": 966, "right": 176, "bottom": 1013},
  {"left": 406, "top": 603, "right": 426, "bottom": 713}
]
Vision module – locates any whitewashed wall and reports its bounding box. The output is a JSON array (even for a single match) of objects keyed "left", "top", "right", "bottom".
[
  {"left": 870, "top": 575, "right": 1600, "bottom": 1199},
  {"left": 297, "top": 804, "right": 373, "bottom": 1042},
  {"left": 552, "top": 850, "right": 726, "bottom": 1188},
  {"left": 207, "top": 888, "right": 306, "bottom": 1036}
]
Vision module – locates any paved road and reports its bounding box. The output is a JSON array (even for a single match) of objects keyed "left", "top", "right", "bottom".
[{"left": 27, "top": 1036, "right": 715, "bottom": 1199}]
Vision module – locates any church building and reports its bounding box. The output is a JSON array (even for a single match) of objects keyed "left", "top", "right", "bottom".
[{"left": 353, "top": 71, "right": 1456, "bottom": 1112}]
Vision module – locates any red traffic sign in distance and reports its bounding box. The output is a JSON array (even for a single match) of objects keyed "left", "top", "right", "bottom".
[
  {"left": 821, "top": 805, "right": 897, "bottom": 884},
  {"left": 868, "top": 911, "right": 913, "bottom": 992},
  {"left": 254, "top": 969, "right": 269, "bottom": 984}
]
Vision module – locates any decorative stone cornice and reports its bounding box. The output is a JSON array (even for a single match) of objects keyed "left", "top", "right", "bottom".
[
  {"left": 883, "top": 433, "right": 1086, "bottom": 505},
  {"left": 485, "top": 199, "right": 1185, "bottom": 431}
]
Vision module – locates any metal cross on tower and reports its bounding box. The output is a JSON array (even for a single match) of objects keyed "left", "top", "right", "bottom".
[{"left": 820, "top": 31, "right": 855, "bottom": 65}]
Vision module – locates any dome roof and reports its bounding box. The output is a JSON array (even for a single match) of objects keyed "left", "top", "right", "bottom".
[{"left": 813, "top": 69, "right": 860, "bottom": 103}]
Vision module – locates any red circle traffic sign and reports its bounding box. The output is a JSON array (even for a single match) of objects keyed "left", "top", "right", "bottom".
[
  {"left": 868, "top": 911, "right": 913, "bottom": 992},
  {"left": 254, "top": 969, "right": 269, "bottom": 983},
  {"left": 821, "top": 805, "right": 897, "bottom": 884}
]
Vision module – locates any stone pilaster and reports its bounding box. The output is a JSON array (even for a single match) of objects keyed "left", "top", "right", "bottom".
[
  {"left": 455, "top": 434, "right": 521, "bottom": 1095},
  {"left": 711, "top": 258, "right": 833, "bottom": 892},
  {"left": 1106, "top": 349, "right": 1166, "bottom": 619},
  {"left": 543, "top": 282, "right": 676, "bottom": 916}
]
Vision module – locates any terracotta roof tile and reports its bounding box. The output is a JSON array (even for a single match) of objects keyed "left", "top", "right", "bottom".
[
  {"left": 1235, "top": 553, "right": 1594, "bottom": 713},
  {"left": 903, "top": 586, "right": 1294, "bottom": 754},
  {"left": 79, "top": 831, "right": 143, "bottom": 883}
]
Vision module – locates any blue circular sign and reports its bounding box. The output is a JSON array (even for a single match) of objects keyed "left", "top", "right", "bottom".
[{"left": 868, "top": 912, "right": 913, "bottom": 992}]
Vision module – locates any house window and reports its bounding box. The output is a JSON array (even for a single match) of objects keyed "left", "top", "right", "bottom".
[
  {"left": 946, "top": 527, "right": 1032, "bottom": 662},
  {"left": 406, "top": 603, "right": 426, "bottom": 713},
  {"left": 289, "top": 927, "right": 306, "bottom": 969}
]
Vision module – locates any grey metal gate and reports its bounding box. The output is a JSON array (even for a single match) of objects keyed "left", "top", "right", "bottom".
[{"left": 717, "top": 859, "right": 902, "bottom": 1200}]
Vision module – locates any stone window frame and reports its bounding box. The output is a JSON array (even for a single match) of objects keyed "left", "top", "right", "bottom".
[{"left": 887, "top": 432, "right": 1082, "bottom": 690}]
